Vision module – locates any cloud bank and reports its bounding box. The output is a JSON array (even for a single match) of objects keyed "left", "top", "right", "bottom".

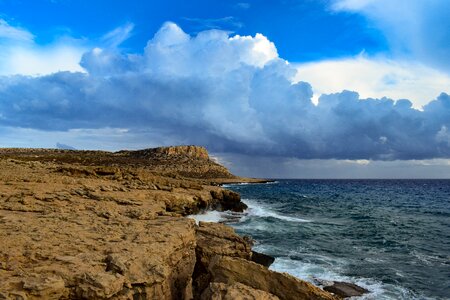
[
  {"left": 1, "top": 22, "right": 450, "bottom": 160},
  {"left": 294, "top": 56, "right": 450, "bottom": 108}
]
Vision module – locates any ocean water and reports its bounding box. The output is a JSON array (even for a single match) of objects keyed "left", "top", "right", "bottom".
[{"left": 197, "top": 180, "right": 450, "bottom": 299}]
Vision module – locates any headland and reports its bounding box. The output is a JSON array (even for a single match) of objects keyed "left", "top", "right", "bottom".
[{"left": 0, "top": 146, "right": 338, "bottom": 299}]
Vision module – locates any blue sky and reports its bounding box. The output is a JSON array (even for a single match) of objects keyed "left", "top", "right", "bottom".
[
  {"left": 1, "top": 0, "right": 450, "bottom": 178},
  {"left": 0, "top": 0, "right": 387, "bottom": 61}
]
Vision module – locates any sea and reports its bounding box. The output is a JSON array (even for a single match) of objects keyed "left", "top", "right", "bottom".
[{"left": 192, "top": 179, "right": 450, "bottom": 300}]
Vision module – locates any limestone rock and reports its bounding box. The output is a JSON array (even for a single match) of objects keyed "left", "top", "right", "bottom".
[
  {"left": 196, "top": 222, "right": 252, "bottom": 263},
  {"left": 208, "top": 256, "right": 339, "bottom": 300},
  {"left": 22, "top": 275, "right": 67, "bottom": 299},
  {"left": 201, "top": 282, "right": 280, "bottom": 300},
  {"left": 74, "top": 272, "right": 126, "bottom": 299},
  {"left": 119, "top": 146, "right": 234, "bottom": 179},
  {"left": 0, "top": 174, "right": 197, "bottom": 300},
  {"left": 210, "top": 190, "right": 248, "bottom": 212},
  {"left": 193, "top": 222, "right": 252, "bottom": 298},
  {"left": 132, "top": 146, "right": 210, "bottom": 160},
  {"left": 0, "top": 148, "right": 331, "bottom": 300}
]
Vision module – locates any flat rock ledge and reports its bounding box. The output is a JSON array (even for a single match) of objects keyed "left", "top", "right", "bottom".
[
  {"left": 323, "top": 282, "right": 369, "bottom": 298},
  {"left": 0, "top": 147, "right": 340, "bottom": 299}
]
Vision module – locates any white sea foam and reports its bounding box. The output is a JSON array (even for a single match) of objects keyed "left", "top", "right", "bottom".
[
  {"left": 188, "top": 210, "right": 223, "bottom": 224},
  {"left": 188, "top": 209, "right": 244, "bottom": 224},
  {"left": 222, "top": 181, "right": 278, "bottom": 188},
  {"left": 410, "top": 250, "right": 448, "bottom": 266},
  {"left": 188, "top": 202, "right": 428, "bottom": 299},
  {"left": 244, "top": 199, "right": 311, "bottom": 223},
  {"left": 189, "top": 198, "right": 310, "bottom": 225},
  {"left": 269, "top": 257, "right": 425, "bottom": 300}
]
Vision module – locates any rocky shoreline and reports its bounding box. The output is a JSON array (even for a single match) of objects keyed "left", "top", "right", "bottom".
[{"left": 0, "top": 146, "right": 342, "bottom": 299}]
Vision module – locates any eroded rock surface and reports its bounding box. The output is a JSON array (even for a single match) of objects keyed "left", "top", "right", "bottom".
[
  {"left": 0, "top": 147, "right": 237, "bottom": 299},
  {"left": 208, "top": 256, "right": 339, "bottom": 300},
  {"left": 193, "top": 222, "right": 253, "bottom": 298},
  {"left": 0, "top": 146, "right": 338, "bottom": 300},
  {"left": 128, "top": 146, "right": 210, "bottom": 160},
  {"left": 201, "top": 282, "right": 280, "bottom": 300}
]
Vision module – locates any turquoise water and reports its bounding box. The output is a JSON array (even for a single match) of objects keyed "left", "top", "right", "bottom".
[{"left": 220, "top": 180, "right": 450, "bottom": 299}]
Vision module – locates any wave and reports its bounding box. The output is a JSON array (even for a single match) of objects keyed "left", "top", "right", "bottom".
[
  {"left": 188, "top": 198, "right": 310, "bottom": 225},
  {"left": 222, "top": 181, "right": 279, "bottom": 188},
  {"left": 188, "top": 209, "right": 244, "bottom": 224},
  {"left": 188, "top": 210, "right": 224, "bottom": 224},
  {"left": 269, "top": 256, "right": 426, "bottom": 300},
  {"left": 244, "top": 199, "right": 311, "bottom": 223},
  {"left": 222, "top": 180, "right": 449, "bottom": 299},
  {"left": 188, "top": 206, "right": 432, "bottom": 299}
]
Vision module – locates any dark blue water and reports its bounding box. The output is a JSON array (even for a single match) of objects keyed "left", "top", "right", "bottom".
[{"left": 222, "top": 180, "right": 450, "bottom": 300}]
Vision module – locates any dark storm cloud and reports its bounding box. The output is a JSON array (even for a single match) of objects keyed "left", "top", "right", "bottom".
[{"left": 0, "top": 22, "right": 449, "bottom": 160}]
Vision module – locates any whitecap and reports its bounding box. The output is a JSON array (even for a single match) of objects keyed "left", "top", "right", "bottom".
[
  {"left": 222, "top": 180, "right": 278, "bottom": 188},
  {"left": 244, "top": 199, "right": 311, "bottom": 223},
  {"left": 269, "top": 257, "right": 425, "bottom": 300},
  {"left": 188, "top": 210, "right": 223, "bottom": 224},
  {"left": 188, "top": 209, "right": 246, "bottom": 224}
]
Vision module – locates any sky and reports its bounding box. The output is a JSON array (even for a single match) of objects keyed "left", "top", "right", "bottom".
[{"left": 0, "top": 0, "right": 450, "bottom": 178}]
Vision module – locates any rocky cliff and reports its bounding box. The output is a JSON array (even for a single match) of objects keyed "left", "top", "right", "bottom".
[
  {"left": 126, "top": 146, "right": 210, "bottom": 160},
  {"left": 0, "top": 146, "right": 235, "bottom": 180},
  {"left": 0, "top": 146, "right": 339, "bottom": 300}
]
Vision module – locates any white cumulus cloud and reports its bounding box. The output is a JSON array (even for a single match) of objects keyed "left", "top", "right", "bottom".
[{"left": 0, "top": 22, "right": 450, "bottom": 162}]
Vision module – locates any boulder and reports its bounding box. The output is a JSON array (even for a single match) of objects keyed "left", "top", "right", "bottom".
[
  {"left": 251, "top": 251, "right": 275, "bottom": 268},
  {"left": 208, "top": 256, "right": 339, "bottom": 300},
  {"left": 210, "top": 190, "right": 248, "bottom": 212}
]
